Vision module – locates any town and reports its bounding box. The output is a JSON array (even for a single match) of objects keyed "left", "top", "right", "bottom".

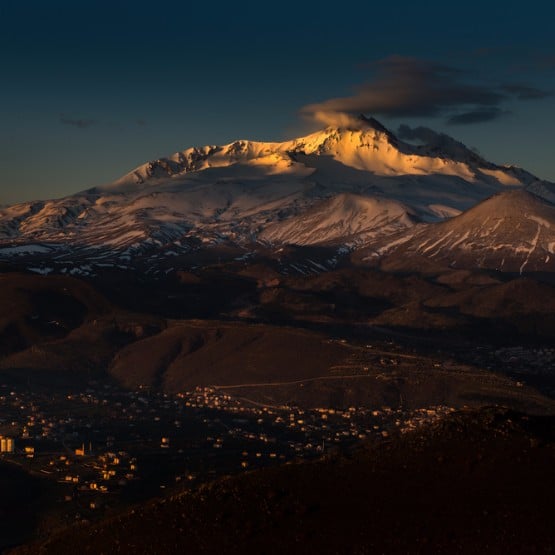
[{"left": 0, "top": 379, "right": 454, "bottom": 527}]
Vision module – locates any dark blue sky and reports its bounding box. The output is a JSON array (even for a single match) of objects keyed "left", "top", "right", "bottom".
[{"left": 1, "top": 0, "right": 554, "bottom": 204}]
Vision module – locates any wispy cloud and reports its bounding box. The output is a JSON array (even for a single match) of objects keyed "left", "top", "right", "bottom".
[
  {"left": 59, "top": 114, "right": 97, "bottom": 129},
  {"left": 301, "top": 56, "right": 551, "bottom": 127},
  {"left": 447, "top": 107, "right": 510, "bottom": 125},
  {"left": 501, "top": 84, "right": 552, "bottom": 100}
]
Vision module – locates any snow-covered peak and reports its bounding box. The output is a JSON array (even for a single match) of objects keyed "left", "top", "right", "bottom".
[
  {"left": 94, "top": 118, "right": 539, "bottom": 195},
  {"left": 370, "top": 189, "right": 555, "bottom": 273}
]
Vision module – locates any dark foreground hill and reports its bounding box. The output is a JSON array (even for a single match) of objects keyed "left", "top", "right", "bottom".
[
  {"left": 13, "top": 408, "right": 555, "bottom": 555},
  {"left": 0, "top": 272, "right": 112, "bottom": 357}
]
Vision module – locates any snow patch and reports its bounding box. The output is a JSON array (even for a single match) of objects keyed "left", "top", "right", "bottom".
[
  {"left": 28, "top": 267, "right": 53, "bottom": 275},
  {"left": 0, "top": 244, "right": 53, "bottom": 255}
]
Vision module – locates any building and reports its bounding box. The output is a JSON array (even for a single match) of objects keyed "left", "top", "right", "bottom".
[{"left": 0, "top": 437, "right": 14, "bottom": 453}]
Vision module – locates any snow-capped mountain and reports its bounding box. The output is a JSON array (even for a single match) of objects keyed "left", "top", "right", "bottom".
[
  {"left": 0, "top": 116, "right": 552, "bottom": 273},
  {"left": 364, "top": 190, "right": 555, "bottom": 273}
]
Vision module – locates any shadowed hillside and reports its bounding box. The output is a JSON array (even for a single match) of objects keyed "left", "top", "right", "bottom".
[{"left": 13, "top": 409, "right": 555, "bottom": 555}]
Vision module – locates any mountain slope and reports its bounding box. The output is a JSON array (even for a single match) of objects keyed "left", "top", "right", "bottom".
[
  {"left": 367, "top": 190, "right": 555, "bottom": 273},
  {"left": 259, "top": 193, "right": 418, "bottom": 247}
]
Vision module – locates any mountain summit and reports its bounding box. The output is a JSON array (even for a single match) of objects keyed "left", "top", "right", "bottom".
[{"left": 100, "top": 118, "right": 537, "bottom": 196}]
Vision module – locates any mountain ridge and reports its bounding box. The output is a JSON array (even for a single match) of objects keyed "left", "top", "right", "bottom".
[{"left": 95, "top": 118, "right": 538, "bottom": 194}]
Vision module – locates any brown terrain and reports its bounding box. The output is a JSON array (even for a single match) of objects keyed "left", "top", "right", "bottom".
[
  {"left": 2, "top": 263, "right": 555, "bottom": 554},
  {"left": 1, "top": 267, "right": 554, "bottom": 410}
]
